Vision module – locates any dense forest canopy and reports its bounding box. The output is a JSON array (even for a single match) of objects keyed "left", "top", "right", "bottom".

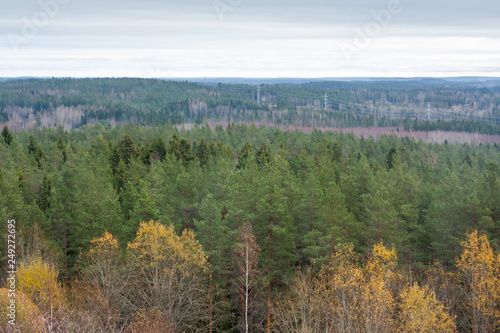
[
  {"left": 1, "top": 121, "right": 500, "bottom": 332},
  {"left": 1, "top": 78, "right": 500, "bottom": 135}
]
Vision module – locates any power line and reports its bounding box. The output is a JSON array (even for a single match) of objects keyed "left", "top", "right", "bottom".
[{"left": 211, "top": 83, "right": 500, "bottom": 125}]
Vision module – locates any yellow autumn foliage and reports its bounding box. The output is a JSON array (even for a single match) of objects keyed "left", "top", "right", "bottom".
[
  {"left": 126, "top": 221, "right": 211, "bottom": 329},
  {"left": 399, "top": 284, "right": 456, "bottom": 333},
  {"left": 74, "top": 231, "right": 124, "bottom": 329},
  {"left": 366, "top": 243, "right": 398, "bottom": 277},
  {"left": 89, "top": 231, "right": 119, "bottom": 253},
  {"left": 128, "top": 220, "right": 208, "bottom": 273},
  {"left": 456, "top": 230, "right": 500, "bottom": 332},
  {"left": 0, "top": 288, "right": 44, "bottom": 333},
  {"left": 322, "top": 244, "right": 364, "bottom": 332},
  {"left": 17, "top": 257, "right": 65, "bottom": 311},
  {"left": 361, "top": 243, "right": 398, "bottom": 333}
]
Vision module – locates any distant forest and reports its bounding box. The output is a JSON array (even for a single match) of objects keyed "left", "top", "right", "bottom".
[
  {"left": 1, "top": 78, "right": 500, "bottom": 135},
  {"left": 1, "top": 122, "right": 500, "bottom": 332}
]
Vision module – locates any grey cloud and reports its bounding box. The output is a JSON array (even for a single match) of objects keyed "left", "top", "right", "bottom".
[{"left": 0, "top": 0, "right": 499, "bottom": 77}]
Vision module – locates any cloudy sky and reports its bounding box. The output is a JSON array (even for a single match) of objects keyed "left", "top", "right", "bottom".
[{"left": 1, "top": 0, "right": 499, "bottom": 78}]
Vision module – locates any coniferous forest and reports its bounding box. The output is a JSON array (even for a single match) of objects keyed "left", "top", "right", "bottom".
[{"left": 1, "top": 80, "right": 500, "bottom": 332}]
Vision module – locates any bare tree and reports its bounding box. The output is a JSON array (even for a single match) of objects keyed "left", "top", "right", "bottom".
[{"left": 235, "top": 221, "right": 261, "bottom": 333}]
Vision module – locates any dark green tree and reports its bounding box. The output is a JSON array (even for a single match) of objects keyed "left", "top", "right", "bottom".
[
  {"left": 256, "top": 143, "right": 272, "bottom": 168},
  {"left": 196, "top": 137, "right": 210, "bottom": 167},
  {"left": 56, "top": 135, "right": 67, "bottom": 162},
  {"left": 36, "top": 174, "right": 52, "bottom": 213},
  {"left": 237, "top": 141, "right": 254, "bottom": 170},
  {"left": 27, "top": 135, "right": 45, "bottom": 168},
  {"left": 151, "top": 137, "right": 167, "bottom": 161},
  {"left": 1, "top": 126, "right": 13, "bottom": 145},
  {"left": 386, "top": 147, "right": 397, "bottom": 170},
  {"left": 118, "top": 134, "right": 137, "bottom": 165}
]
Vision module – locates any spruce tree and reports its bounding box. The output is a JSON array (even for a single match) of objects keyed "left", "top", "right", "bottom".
[
  {"left": 37, "top": 175, "right": 52, "bottom": 213},
  {"left": 56, "top": 135, "right": 67, "bottom": 162},
  {"left": 196, "top": 137, "right": 210, "bottom": 167},
  {"left": 1, "top": 125, "right": 13, "bottom": 145},
  {"left": 237, "top": 141, "right": 254, "bottom": 169}
]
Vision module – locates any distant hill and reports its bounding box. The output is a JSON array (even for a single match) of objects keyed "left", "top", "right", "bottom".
[{"left": 1, "top": 77, "right": 499, "bottom": 134}]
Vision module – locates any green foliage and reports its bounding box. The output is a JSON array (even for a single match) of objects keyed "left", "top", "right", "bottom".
[
  {"left": 56, "top": 135, "right": 67, "bottom": 162},
  {"left": 27, "top": 135, "right": 45, "bottom": 168},
  {"left": 2, "top": 121, "right": 500, "bottom": 331},
  {"left": 1, "top": 125, "right": 13, "bottom": 145},
  {"left": 237, "top": 141, "right": 254, "bottom": 169},
  {"left": 36, "top": 174, "right": 52, "bottom": 213}
]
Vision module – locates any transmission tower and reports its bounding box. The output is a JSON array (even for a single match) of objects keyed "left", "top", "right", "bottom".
[
  {"left": 324, "top": 93, "right": 328, "bottom": 110},
  {"left": 427, "top": 102, "right": 431, "bottom": 121}
]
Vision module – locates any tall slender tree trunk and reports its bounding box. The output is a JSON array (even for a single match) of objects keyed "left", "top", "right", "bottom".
[
  {"left": 241, "top": 283, "right": 245, "bottom": 330},
  {"left": 245, "top": 242, "right": 250, "bottom": 333},
  {"left": 267, "top": 223, "right": 273, "bottom": 333},
  {"left": 209, "top": 271, "right": 213, "bottom": 333},
  {"left": 207, "top": 218, "right": 213, "bottom": 333},
  {"left": 266, "top": 284, "right": 271, "bottom": 333},
  {"left": 311, "top": 188, "right": 315, "bottom": 231}
]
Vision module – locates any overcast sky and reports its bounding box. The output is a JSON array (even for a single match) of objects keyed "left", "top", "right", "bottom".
[{"left": 1, "top": 0, "right": 499, "bottom": 78}]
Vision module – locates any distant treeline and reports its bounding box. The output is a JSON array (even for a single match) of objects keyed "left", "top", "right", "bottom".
[{"left": 1, "top": 78, "right": 500, "bottom": 133}]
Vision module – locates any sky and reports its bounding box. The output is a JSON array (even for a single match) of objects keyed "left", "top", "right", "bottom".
[{"left": 1, "top": 0, "right": 500, "bottom": 78}]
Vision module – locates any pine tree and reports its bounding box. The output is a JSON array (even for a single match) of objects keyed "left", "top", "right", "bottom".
[
  {"left": 27, "top": 135, "right": 45, "bottom": 168},
  {"left": 255, "top": 157, "right": 296, "bottom": 333},
  {"left": 196, "top": 137, "right": 210, "bottom": 167},
  {"left": 36, "top": 175, "right": 52, "bottom": 213},
  {"left": 1, "top": 125, "right": 13, "bottom": 145},
  {"left": 179, "top": 138, "right": 194, "bottom": 166},
  {"left": 174, "top": 163, "right": 202, "bottom": 230},
  {"left": 304, "top": 177, "right": 359, "bottom": 267},
  {"left": 129, "top": 181, "right": 161, "bottom": 232},
  {"left": 56, "top": 135, "right": 67, "bottom": 162},
  {"left": 427, "top": 169, "right": 469, "bottom": 264},
  {"left": 237, "top": 141, "right": 254, "bottom": 169},
  {"left": 118, "top": 134, "right": 136, "bottom": 165},
  {"left": 151, "top": 137, "right": 167, "bottom": 161},
  {"left": 256, "top": 143, "right": 272, "bottom": 168},
  {"left": 386, "top": 147, "right": 397, "bottom": 170},
  {"left": 168, "top": 134, "right": 194, "bottom": 167},
  {"left": 194, "top": 193, "right": 234, "bottom": 333}
]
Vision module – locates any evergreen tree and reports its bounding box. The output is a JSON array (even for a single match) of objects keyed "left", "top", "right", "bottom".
[
  {"left": 179, "top": 137, "right": 194, "bottom": 166},
  {"left": 386, "top": 147, "right": 397, "bottom": 170},
  {"left": 427, "top": 169, "right": 469, "bottom": 264},
  {"left": 1, "top": 125, "right": 13, "bottom": 145},
  {"left": 27, "top": 135, "right": 45, "bottom": 168},
  {"left": 151, "top": 137, "right": 167, "bottom": 161},
  {"left": 256, "top": 143, "right": 272, "bottom": 168},
  {"left": 118, "top": 134, "right": 137, "bottom": 165},
  {"left": 196, "top": 137, "right": 210, "bottom": 167},
  {"left": 254, "top": 157, "right": 296, "bottom": 333},
  {"left": 56, "top": 135, "right": 67, "bottom": 162},
  {"left": 168, "top": 134, "right": 194, "bottom": 167},
  {"left": 237, "top": 141, "right": 254, "bottom": 169},
  {"left": 304, "top": 178, "right": 359, "bottom": 267},
  {"left": 36, "top": 175, "right": 52, "bottom": 213},
  {"left": 129, "top": 181, "right": 161, "bottom": 228},
  {"left": 194, "top": 193, "right": 234, "bottom": 331}
]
